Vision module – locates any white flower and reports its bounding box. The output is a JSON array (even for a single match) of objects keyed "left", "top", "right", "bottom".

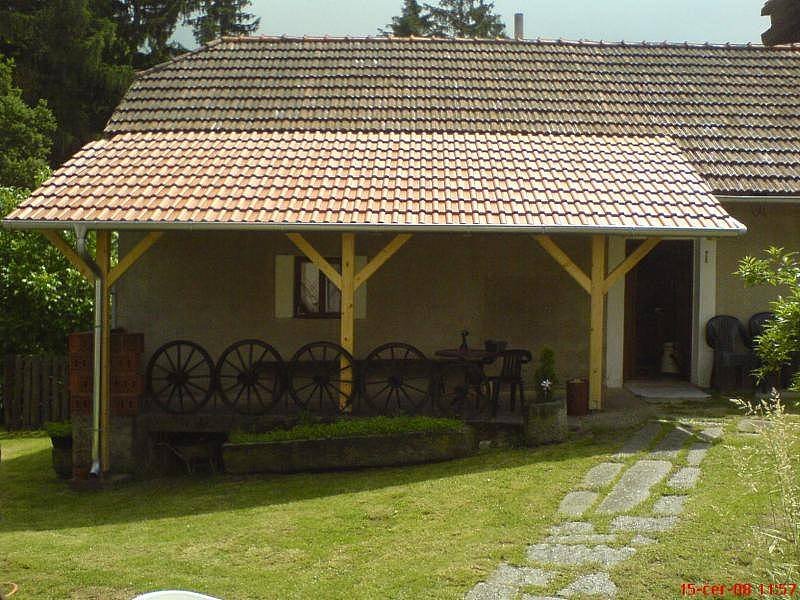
[{"left": 540, "top": 379, "right": 552, "bottom": 390}]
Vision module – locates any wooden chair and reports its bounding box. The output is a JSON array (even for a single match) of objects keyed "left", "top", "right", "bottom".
[{"left": 487, "top": 349, "right": 532, "bottom": 416}]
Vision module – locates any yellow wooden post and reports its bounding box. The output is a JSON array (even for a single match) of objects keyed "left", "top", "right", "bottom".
[
  {"left": 589, "top": 235, "right": 606, "bottom": 410},
  {"left": 340, "top": 233, "right": 356, "bottom": 410},
  {"left": 96, "top": 231, "right": 112, "bottom": 473}
]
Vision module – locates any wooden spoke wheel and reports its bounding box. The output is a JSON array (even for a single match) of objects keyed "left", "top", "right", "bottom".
[
  {"left": 146, "top": 340, "right": 214, "bottom": 414},
  {"left": 215, "top": 339, "right": 285, "bottom": 414},
  {"left": 362, "top": 343, "right": 432, "bottom": 415},
  {"left": 288, "top": 342, "right": 355, "bottom": 413}
]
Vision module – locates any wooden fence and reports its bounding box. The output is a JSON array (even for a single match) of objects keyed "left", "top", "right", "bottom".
[{"left": 2, "top": 355, "right": 70, "bottom": 430}]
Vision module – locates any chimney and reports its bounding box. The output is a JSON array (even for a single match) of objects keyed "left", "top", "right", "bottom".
[{"left": 514, "top": 13, "right": 524, "bottom": 40}]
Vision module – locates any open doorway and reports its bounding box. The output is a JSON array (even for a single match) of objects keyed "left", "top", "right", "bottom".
[{"left": 624, "top": 240, "right": 694, "bottom": 380}]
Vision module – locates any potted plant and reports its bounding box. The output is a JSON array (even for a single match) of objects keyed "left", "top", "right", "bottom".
[
  {"left": 525, "top": 348, "right": 567, "bottom": 445},
  {"left": 534, "top": 347, "right": 558, "bottom": 403},
  {"left": 44, "top": 421, "right": 73, "bottom": 478}
]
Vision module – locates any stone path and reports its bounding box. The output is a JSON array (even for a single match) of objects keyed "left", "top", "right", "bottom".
[{"left": 465, "top": 418, "right": 724, "bottom": 599}]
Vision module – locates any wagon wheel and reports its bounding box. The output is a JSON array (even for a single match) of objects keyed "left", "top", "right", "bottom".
[
  {"left": 288, "top": 342, "right": 355, "bottom": 413},
  {"left": 362, "top": 343, "right": 432, "bottom": 415},
  {"left": 146, "top": 340, "right": 214, "bottom": 414},
  {"left": 215, "top": 339, "right": 285, "bottom": 414}
]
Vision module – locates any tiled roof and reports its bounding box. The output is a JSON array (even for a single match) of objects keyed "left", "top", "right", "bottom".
[
  {"left": 105, "top": 36, "right": 800, "bottom": 196},
  {"left": 5, "top": 130, "right": 744, "bottom": 234}
]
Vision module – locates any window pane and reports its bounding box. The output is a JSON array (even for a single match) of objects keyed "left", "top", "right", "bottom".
[
  {"left": 299, "top": 262, "right": 320, "bottom": 313},
  {"left": 325, "top": 278, "right": 341, "bottom": 313}
]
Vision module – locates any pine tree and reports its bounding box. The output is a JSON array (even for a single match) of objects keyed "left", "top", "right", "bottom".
[
  {"left": 425, "top": 0, "right": 506, "bottom": 38},
  {"left": 383, "top": 0, "right": 433, "bottom": 37},
  {"left": 108, "top": 0, "right": 189, "bottom": 67},
  {"left": 186, "top": 0, "right": 260, "bottom": 46}
]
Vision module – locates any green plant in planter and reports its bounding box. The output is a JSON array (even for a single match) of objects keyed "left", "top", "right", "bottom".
[
  {"left": 534, "top": 347, "right": 558, "bottom": 403},
  {"left": 44, "top": 421, "right": 72, "bottom": 440}
]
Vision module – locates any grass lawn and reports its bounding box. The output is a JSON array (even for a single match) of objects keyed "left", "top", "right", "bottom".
[{"left": 0, "top": 407, "right": 778, "bottom": 599}]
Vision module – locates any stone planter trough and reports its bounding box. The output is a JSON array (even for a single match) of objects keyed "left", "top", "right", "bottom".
[
  {"left": 524, "top": 398, "right": 568, "bottom": 446},
  {"left": 222, "top": 427, "right": 477, "bottom": 474},
  {"left": 50, "top": 435, "right": 73, "bottom": 478}
]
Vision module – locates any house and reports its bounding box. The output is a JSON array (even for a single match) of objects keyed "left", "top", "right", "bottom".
[{"left": 3, "top": 36, "right": 799, "bottom": 473}]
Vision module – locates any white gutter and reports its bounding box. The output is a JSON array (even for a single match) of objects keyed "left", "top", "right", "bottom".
[
  {"left": 74, "top": 227, "right": 103, "bottom": 478},
  {"left": 717, "top": 195, "right": 800, "bottom": 204},
  {"left": 0, "top": 220, "right": 747, "bottom": 237}
]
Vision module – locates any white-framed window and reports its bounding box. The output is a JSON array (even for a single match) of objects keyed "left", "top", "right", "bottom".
[{"left": 274, "top": 255, "right": 367, "bottom": 319}]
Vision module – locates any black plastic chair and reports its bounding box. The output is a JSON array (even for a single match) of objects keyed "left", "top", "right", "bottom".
[
  {"left": 706, "top": 315, "right": 755, "bottom": 391},
  {"left": 487, "top": 349, "right": 532, "bottom": 416},
  {"left": 748, "top": 311, "right": 774, "bottom": 344}
]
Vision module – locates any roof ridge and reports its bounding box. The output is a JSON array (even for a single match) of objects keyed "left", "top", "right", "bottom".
[
  {"left": 215, "top": 34, "right": 800, "bottom": 51},
  {"left": 135, "top": 38, "right": 226, "bottom": 78}
]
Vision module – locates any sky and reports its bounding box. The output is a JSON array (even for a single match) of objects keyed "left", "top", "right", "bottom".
[{"left": 173, "top": 0, "right": 770, "bottom": 49}]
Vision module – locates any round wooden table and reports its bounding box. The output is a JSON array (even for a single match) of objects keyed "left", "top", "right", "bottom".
[{"left": 434, "top": 349, "right": 498, "bottom": 413}]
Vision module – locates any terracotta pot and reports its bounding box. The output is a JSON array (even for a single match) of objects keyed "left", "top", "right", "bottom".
[{"left": 566, "top": 378, "right": 589, "bottom": 416}]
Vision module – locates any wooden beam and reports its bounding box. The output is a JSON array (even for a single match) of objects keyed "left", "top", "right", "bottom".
[
  {"left": 108, "top": 231, "right": 164, "bottom": 287},
  {"left": 354, "top": 234, "right": 412, "bottom": 289},
  {"left": 589, "top": 235, "right": 606, "bottom": 411},
  {"left": 602, "top": 237, "right": 661, "bottom": 294},
  {"left": 40, "top": 230, "right": 95, "bottom": 281},
  {"left": 96, "top": 231, "right": 112, "bottom": 473},
  {"left": 340, "top": 234, "right": 356, "bottom": 411},
  {"left": 535, "top": 235, "right": 592, "bottom": 294},
  {"left": 286, "top": 233, "right": 343, "bottom": 290}
]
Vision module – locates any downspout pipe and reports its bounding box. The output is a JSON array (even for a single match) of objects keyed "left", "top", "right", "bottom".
[{"left": 74, "top": 226, "right": 103, "bottom": 478}]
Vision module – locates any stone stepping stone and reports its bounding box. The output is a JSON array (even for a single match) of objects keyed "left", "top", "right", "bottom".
[
  {"left": 630, "top": 534, "right": 656, "bottom": 546},
  {"left": 738, "top": 418, "right": 771, "bottom": 433},
  {"left": 686, "top": 443, "right": 710, "bottom": 467},
  {"left": 581, "top": 462, "right": 624, "bottom": 490},
  {"left": 700, "top": 427, "right": 723, "bottom": 441},
  {"left": 559, "top": 572, "right": 618, "bottom": 598},
  {"left": 650, "top": 426, "right": 694, "bottom": 459},
  {"left": 653, "top": 495, "right": 687, "bottom": 516},
  {"left": 466, "top": 564, "right": 553, "bottom": 600},
  {"left": 559, "top": 491, "right": 598, "bottom": 516},
  {"left": 526, "top": 543, "right": 636, "bottom": 566},
  {"left": 521, "top": 596, "right": 563, "bottom": 600},
  {"left": 610, "top": 515, "right": 677, "bottom": 533},
  {"left": 612, "top": 422, "right": 662, "bottom": 460},
  {"left": 544, "top": 533, "right": 617, "bottom": 545},
  {"left": 465, "top": 582, "right": 515, "bottom": 600},
  {"left": 685, "top": 419, "right": 723, "bottom": 428},
  {"left": 549, "top": 522, "right": 594, "bottom": 536},
  {"left": 668, "top": 467, "right": 700, "bottom": 490},
  {"left": 595, "top": 460, "right": 672, "bottom": 515}
]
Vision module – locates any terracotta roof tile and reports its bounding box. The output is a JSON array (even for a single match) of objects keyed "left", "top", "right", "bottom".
[
  {"left": 5, "top": 130, "right": 742, "bottom": 233},
  {"left": 98, "top": 36, "right": 800, "bottom": 196}
]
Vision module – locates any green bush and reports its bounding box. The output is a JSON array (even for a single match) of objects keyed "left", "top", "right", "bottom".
[
  {"left": 229, "top": 416, "right": 463, "bottom": 444},
  {"left": 43, "top": 421, "right": 71, "bottom": 438},
  {"left": 736, "top": 247, "right": 800, "bottom": 390}
]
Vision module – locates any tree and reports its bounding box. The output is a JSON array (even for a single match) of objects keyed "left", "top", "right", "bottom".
[
  {"left": 0, "top": 0, "right": 135, "bottom": 164},
  {"left": 0, "top": 59, "right": 92, "bottom": 354},
  {"left": 737, "top": 247, "right": 800, "bottom": 390},
  {"left": 106, "top": 0, "right": 189, "bottom": 68},
  {"left": 0, "top": 57, "right": 55, "bottom": 189},
  {"left": 426, "top": 0, "right": 506, "bottom": 38},
  {"left": 383, "top": 0, "right": 434, "bottom": 37},
  {"left": 762, "top": 0, "right": 800, "bottom": 45},
  {"left": 185, "top": 0, "right": 260, "bottom": 46}
]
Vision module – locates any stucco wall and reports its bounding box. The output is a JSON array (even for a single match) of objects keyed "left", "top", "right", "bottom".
[
  {"left": 716, "top": 202, "right": 800, "bottom": 323},
  {"left": 115, "top": 232, "right": 592, "bottom": 385}
]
